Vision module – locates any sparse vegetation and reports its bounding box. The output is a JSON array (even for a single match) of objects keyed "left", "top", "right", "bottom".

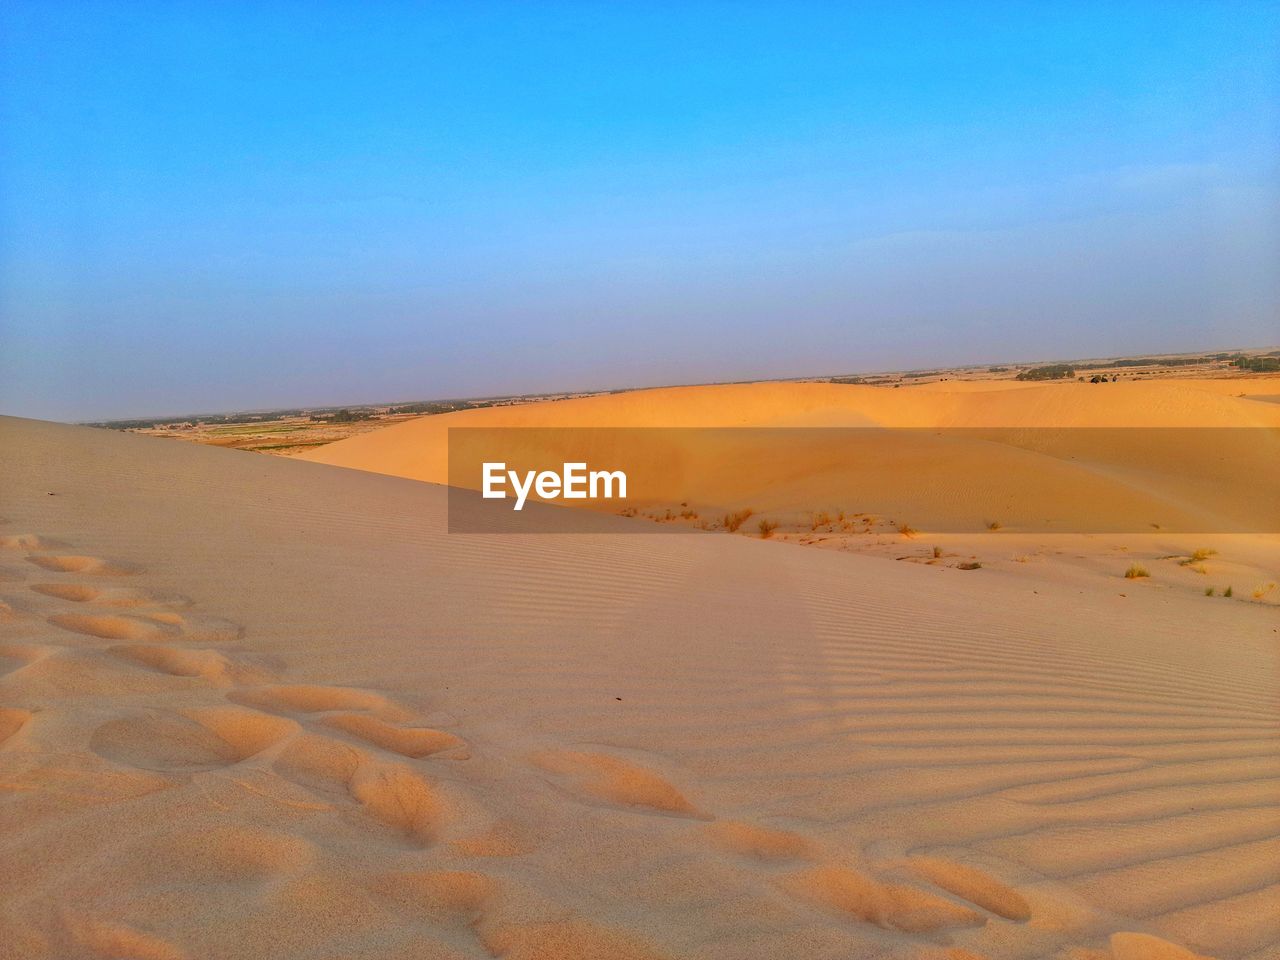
[
  {"left": 932, "top": 546, "right": 942, "bottom": 558},
  {"left": 1180, "top": 548, "right": 1217, "bottom": 566},
  {"left": 1224, "top": 586, "right": 1234, "bottom": 598},
  {"left": 723, "top": 509, "right": 754, "bottom": 533},
  {"left": 896, "top": 523, "right": 917, "bottom": 538},
  {"left": 1253, "top": 583, "right": 1276, "bottom": 600},
  {"left": 957, "top": 561, "right": 982, "bottom": 570},
  {"left": 757, "top": 519, "right": 779, "bottom": 539},
  {"left": 1016, "top": 364, "right": 1075, "bottom": 381},
  {"left": 810, "top": 511, "right": 831, "bottom": 531},
  {"left": 1124, "top": 564, "right": 1150, "bottom": 579},
  {"left": 1205, "top": 586, "right": 1215, "bottom": 597},
  {"left": 986, "top": 520, "right": 1001, "bottom": 531}
]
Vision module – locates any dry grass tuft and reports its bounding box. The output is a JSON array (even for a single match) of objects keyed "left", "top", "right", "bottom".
[
  {"left": 1180, "top": 548, "right": 1217, "bottom": 566},
  {"left": 723, "top": 509, "right": 754, "bottom": 533},
  {"left": 1124, "top": 564, "right": 1150, "bottom": 579},
  {"left": 957, "top": 561, "right": 982, "bottom": 570},
  {"left": 896, "top": 523, "right": 917, "bottom": 538}
]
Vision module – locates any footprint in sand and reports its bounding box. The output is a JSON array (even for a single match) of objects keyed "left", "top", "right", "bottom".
[
  {"left": 320, "top": 712, "right": 464, "bottom": 758},
  {"left": 905, "top": 856, "right": 1031, "bottom": 923},
  {"left": 48, "top": 612, "right": 180, "bottom": 642},
  {"left": 704, "top": 820, "right": 816, "bottom": 862},
  {"left": 0, "top": 534, "right": 70, "bottom": 551},
  {"left": 59, "top": 915, "right": 187, "bottom": 960},
  {"left": 30, "top": 582, "right": 189, "bottom": 609},
  {"left": 780, "top": 863, "right": 987, "bottom": 933},
  {"left": 228, "top": 683, "right": 415, "bottom": 722},
  {"left": 227, "top": 683, "right": 463, "bottom": 759},
  {"left": 531, "top": 749, "right": 709, "bottom": 819},
  {"left": 48, "top": 610, "right": 242, "bottom": 645},
  {"left": 703, "top": 813, "right": 1033, "bottom": 933},
  {"left": 110, "top": 644, "right": 273, "bottom": 687},
  {"left": 0, "top": 643, "right": 49, "bottom": 679},
  {"left": 1107, "top": 932, "right": 1215, "bottom": 960},
  {"left": 273, "top": 733, "right": 446, "bottom": 846},
  {"left": 25, "top": 554, "right": 143, "bottom": 576},
  {"left": 0, "top": 707, "right": 32, "bottom": 747},
  {"left": 89, "top": 707, "right": 295, "bottom": 773}
]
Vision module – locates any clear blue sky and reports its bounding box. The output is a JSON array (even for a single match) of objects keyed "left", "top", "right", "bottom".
[{"left": 1, "top": 2, "right": 1277, "bottom": 420}]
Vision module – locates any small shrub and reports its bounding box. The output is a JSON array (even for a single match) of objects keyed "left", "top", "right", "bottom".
[
  {"left": 680, "top": 509, "right": 698, "bottom": 520},
  {"left": 1223, "top": 586, "right": 1233, "bottom": 597},
  {"left": 897, "top": 522, "right": 917, "bottom": 538},
  {"left": 1205, "top": 586, "right": 1215, "bottom": 596},
  {"left": 1254, "top": 582, "right": 1276, "bottom": 600},
  {"left": 986, "top": 520, "right": 1001, "bottom": 531},
  {"left": 957, "top": 561, "right": 982, "bottom": 570},
  {"left": 810, "top": 511, "right": 830, "bottom": 531},
  {"left": 757, "top": 519, "right": 779, "bottom": 539},
  {"left": 1180, "top": 548, "right": 1217, "bottom": 566},
  {"left": 1124, "top": 564, "right": 1150, "bottom": 579},
  {"left": 723, "top": 509, "right": 754, "bottom": 532},
  {"left": 932, "top": 546, "right": 942, "bottom": 558}
]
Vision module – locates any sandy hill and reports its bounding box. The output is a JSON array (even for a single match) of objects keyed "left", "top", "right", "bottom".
[
  {"left": 300, "top": 380, "right": 1280, "bottom": 536},
  {"left": 1, "top": 414, "right": 1276, "bottom": 959}
]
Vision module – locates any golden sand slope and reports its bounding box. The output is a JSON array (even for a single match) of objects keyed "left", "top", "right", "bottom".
[
  {"left": 297, "top": 380, "right": 1280, "bottom": 536},
  {"left": 2, "top": 416, "right": 1278, "bottom": 959}
]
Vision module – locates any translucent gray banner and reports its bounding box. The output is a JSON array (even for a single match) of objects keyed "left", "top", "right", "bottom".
[{"left": 447, "top": 427, "right": 1279, "bottom": 534}]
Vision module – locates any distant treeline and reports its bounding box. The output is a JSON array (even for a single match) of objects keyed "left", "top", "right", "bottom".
[
  {"left": 386, "top": 400, "right": 480, "bottom": 415},
  {"left": 1016, "top": 364, "right": 1075, "bottom": 381},
  {"left": 310, "top": 409, "right": 375, "bottom": 423},
  {"left": 1076, "top": 355, "right": 1226, "bottom": 370},
  {"left": 1232, "top": 354, "right": 1280, "bottom": 372},
  {"left": 1014, "top": 353, "right": 1265, "bottom": 382}
]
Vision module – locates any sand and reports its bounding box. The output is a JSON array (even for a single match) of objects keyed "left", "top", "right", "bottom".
[
  {"left": 1, "top": 384, "right": 1278, "bottom": 959},
  {"left": 299, "top": 380, "right": 1280, "bottom": 534}
]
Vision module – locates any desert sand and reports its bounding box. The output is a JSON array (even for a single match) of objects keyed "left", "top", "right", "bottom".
[
  {"left": 300, "top": 378, "right": 1280, "bottom": 532},
  {"left": 1, "top": 380, "right": 1278, "bottom": 959}
]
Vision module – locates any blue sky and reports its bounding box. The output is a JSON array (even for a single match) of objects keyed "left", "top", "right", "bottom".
[{"left": 1, "top": 2, "right": 1277, "bottom": 420}]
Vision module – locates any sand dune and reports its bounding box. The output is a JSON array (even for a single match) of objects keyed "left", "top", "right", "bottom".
[
  {"left": 299, "top": 380, "right": 1280, "bottom": 537},
  {"left": 2, "top": 413, "right": 1277, "bottom": 958}
]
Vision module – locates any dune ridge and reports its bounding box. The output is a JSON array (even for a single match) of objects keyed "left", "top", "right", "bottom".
[
  {"left": 299, "top": 380, "right": 1280, "bottom": 536},
  {"left": 1, "top": 413, "right": 1277, "bottom": 958}
]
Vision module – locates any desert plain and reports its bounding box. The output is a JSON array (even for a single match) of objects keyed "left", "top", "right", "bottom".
[{"left": 1, "top": 374, "right": 1278, "bottom": 959}]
